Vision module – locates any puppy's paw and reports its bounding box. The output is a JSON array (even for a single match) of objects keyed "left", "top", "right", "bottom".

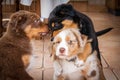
[
  {"left": 75, "top": 60, "right": 84, "bottom": 67},
  {"left": 55, "top": 69, "right": 62, "bottom": 76},
  {"left": 54, "top": 61, "right": 63, "bottom": 76}
]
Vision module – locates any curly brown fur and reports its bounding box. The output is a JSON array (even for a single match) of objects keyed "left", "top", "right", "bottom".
[{"left": 0, "top": 10, "right": 48, "bottom": 80}]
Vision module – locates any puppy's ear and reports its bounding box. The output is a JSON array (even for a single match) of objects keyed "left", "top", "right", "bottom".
[
  {"left": 9, "top": 13, "right": 27, "bottom": 32},
  {"left": 70, "top": 28, "right": 86, "bottom": 48},
  {"left": 81, "top": 35, "right": 88, "bottom": 47},
  {"left": 49, "top": 42, "right": 57, "bottom": 61},
  {"left": 67, "top": 4, "right": 73, "bottom": 8}
]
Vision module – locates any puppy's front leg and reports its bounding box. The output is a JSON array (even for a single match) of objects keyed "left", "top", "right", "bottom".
[
  {"left": 53, "top": 60, "right": 63, "bottom": 80},
  {"left": 75, "top": 57, "right": 84, "bottom": 67},
  {"left": 75, "top": 42, "right": 92, "bottom": 67}
]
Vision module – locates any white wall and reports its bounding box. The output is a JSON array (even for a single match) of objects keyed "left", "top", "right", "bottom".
[
  {"left": 53, "top": 0, "right": 69, "bottom": 9},
  {"left": 41, "top": 0, "right": 54, "bottom": 18},
  {"left": 41, "top": 0, "right": 69, "bottom": 18}
]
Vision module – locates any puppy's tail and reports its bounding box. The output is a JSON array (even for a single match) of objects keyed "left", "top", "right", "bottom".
[{"left": 96, "top": 28, "right": 113, "bottom": 36}]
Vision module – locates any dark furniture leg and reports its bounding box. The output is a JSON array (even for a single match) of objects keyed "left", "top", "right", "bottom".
[{"left": 16, "top": 0, "right": 20, "bottom": 11}]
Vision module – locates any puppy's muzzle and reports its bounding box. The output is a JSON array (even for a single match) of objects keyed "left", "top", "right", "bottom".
[{"left": 59, "top": 47, "right": 65, "bottom": 55}]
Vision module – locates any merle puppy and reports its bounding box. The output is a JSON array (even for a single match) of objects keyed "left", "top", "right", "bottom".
[{"left": 48, "top": 4, "right": 112, "bottom": 60}]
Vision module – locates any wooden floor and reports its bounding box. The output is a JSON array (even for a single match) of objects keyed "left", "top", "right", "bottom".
[{"left": 27, "top": 12, "right": 120, "bottom": 80}]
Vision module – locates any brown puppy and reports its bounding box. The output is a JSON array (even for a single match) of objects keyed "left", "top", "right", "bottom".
[{"left": 0, "top": 10, "right": 48, "bottom": 80}]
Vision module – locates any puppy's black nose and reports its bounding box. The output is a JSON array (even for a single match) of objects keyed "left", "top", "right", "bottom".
[{"left": 59, "top": 47, "right": 65, "bottom": 53}]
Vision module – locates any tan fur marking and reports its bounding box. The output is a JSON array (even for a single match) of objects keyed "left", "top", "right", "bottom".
[
  {"left": 56, "top": 37, "right": 62, "bottom": 43},
  {"left": 22, "top": 54, "right": 31, "bottom": 68},
  {"left": 40, "top": 25, "right": 49, "bottom": 32},
  {"left": 65, "top": 35, "right": 70, "bottom": 41},
  {"left": 53, "top": 19, "right": 78, "bottom": 37},
  {"left": 70, "top": 48, "right": 80, "bottom": 57},
  {"left": 52, "top": 23, "right": 55, "bottom": 27},
  {"left": 62, "top": 20, "right": 78, "bottom": 29},
  {"left": 78, "top": 42, "right": 92, "bottom": 62},
  {"left": 58, "top": 75, "right": 64, "bottom": 80},
  {"left": 24, "top": 25, "right": 31, "bottom": 34},
  {"left": 53, "top": 30, "right": 61, "bottom": 37},
  {"left": 24, "top": 25, "right": 48, "bottom": 39},
  {"left": 61, "top": 19, "right": 73, "bottom": 26}
]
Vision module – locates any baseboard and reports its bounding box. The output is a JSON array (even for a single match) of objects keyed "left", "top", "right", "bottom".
[{"left": 108, "top": 8, "right": 120, "bottom": 16}]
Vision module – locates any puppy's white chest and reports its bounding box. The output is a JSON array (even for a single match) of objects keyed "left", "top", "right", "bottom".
[
  {"left": 62, "top": 60, "right": 81, "bottom": 74},
  {"left": 54, "top": 60, "right": 82, "bottom": 75}
]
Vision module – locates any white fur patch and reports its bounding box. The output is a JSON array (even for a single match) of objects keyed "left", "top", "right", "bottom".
[
  {"left": 84, "top": 51, "right": 100, "bottom": 80},
  {"left": 75, "top": 59, "right": 84, "bottom": 67},
  {"left": 56, "top": 30, "right": 69, "bottom": 57},
  {"left": 53, "top": 51, "right": 101, "bottom": 80}
]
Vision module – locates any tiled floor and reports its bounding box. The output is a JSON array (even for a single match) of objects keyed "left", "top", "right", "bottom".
[{"left": 27, "top": 12, "right": 120, "bottom": 80}]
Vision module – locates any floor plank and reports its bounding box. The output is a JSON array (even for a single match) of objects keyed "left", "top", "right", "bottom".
[
  {"left": 103, "top": 68, "right": 118, "bottom": 80},
  {"left": 44, "top": 68, "right": 54, "bottom": 80},
  {"left": 113, "top": 68, "right": 120, "bottom": 80}
]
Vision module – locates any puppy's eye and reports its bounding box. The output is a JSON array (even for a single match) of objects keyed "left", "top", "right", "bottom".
[
  {"left": 53, "top": 42, "right": 55, "bottom": 45},
  {"left": 56, "top": 41, "right": 60, "bottom": 44},
  {"left": 54, "top": 23, "right": 60, "bottom": 26},
  {"left": 53, "top": 41, "right": 60, "bottom": 45},
  {"left": 53, "top": 22, "right": 63, "bottom": 31},
  {"left": 68, "top": 40, "right": 77, "bottom": 45},
  {"left": 60, "top": 11, "right": 65, "bottom": 14},
  {"left": 68, "top": 40, "right": 73, "bottom": 45}
]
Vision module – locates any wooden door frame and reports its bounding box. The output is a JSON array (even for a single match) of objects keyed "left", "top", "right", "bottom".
[
  {"left": 36, "top": 0, "right": 40, "bottom": 16},
  {"left": 0, "top": 0, "right": 3, "bottom": 37},
  {"left": 0, "top": 0, "right": 41, "bottom": 37}
]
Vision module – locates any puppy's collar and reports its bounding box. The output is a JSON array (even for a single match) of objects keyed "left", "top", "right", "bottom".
[{"left": 66, "top": 56, "right": 77, "bottom": 62}]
